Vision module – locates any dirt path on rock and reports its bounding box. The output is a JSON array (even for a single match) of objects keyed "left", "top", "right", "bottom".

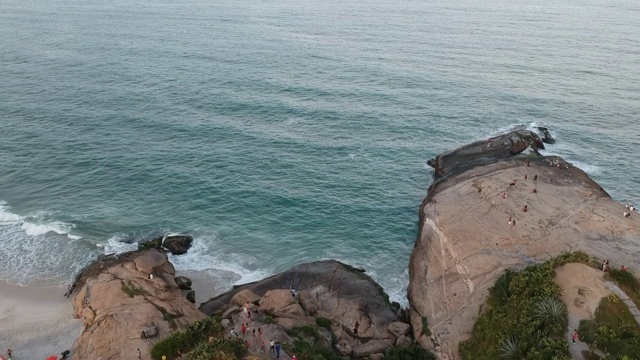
[{"left": 555, "top": 263, "right": 611, "bottom": 360}]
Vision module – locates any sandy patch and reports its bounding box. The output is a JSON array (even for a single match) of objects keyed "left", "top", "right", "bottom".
[
  {"left": 555, "top": 263, "right": 610, "bottom": 320},
  {"left": 0, "top": 281, "right": 82, "bottom": 359}
]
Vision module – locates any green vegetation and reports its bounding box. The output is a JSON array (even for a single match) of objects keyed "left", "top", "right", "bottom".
[
  {"left": 606, "top": 268, "right": 640, "bottom": 308},
  {"left": 315, "top": 317, "right": 332, "bottom": 331},
  {"left": 458, "top": 251, "right": 592, "bottom": 360},
  {"left": 184, "top": 338, "right": 247, "bottom": 360},
  {"left": 421, "top": 316, "right": 431, "bottom": 337},
  {"left": 382, "top": 345, "right": 436, "bottom": 360},
  {"left": 152, "top": 304, "right": 183, "bottom": 330},
  {"left": 151, "top": 316, "right": 236, "bottom": 360},
  {"left": 578, "top": 293, "right": 640, "bottom": 359},
  {"left": 120, "top": 280, "right": 150, "bottom": 298},
  {"left": 282, "top": 324, "right": 344, "bottom": 360},
  {"left": 264, "top": 315, "right": 276, "bottom": 324}
]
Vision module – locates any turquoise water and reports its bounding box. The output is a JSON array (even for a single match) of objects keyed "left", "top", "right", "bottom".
[{"left": 0, "top": 0, "right": 638, "bottom": 303}]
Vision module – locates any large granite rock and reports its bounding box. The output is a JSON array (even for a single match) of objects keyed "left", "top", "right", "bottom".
[
  {"left": 410, "top": 133, "right": 640, "bottom": 359},
  {"left": 70, "top": 249, "right": 205, "bottom": 360},
  {"left": 201, "top": 261, "right": 410, "bottom": 357}
]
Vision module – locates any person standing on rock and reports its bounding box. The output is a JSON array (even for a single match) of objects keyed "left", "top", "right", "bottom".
[
  {"left": 269, "top": 340, "right": 275, "bottom": 354},
  {"left": 137, "top": 348, "right": 141, "bottom": 359},
  {"left": 260, "top": 339, "right": 266, "bottom": 353},
  {"left": 571, "top": 329, "right": 579, "bottom": 344},
  {"left": 241, "top": 323, "right": 247, "bottom": 337},
  {"left": 275, "top": 342, "right": 281, "bottom": 358},
  {"left": 354, "top": 321, "right": 360, "bottom": 337},
  {"left": 290, "top": 286, "right": 297, "bottom": 299}
]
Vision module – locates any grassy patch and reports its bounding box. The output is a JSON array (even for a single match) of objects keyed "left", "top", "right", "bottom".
[
  {"left": 153, "top": 304, "right": 184, "bottom": 330},
  {"left": 264, "top": 315, "right": 275, "bottom": 324},
  {"left": 151, "top": 316, "right": 226, "bottom": 360},
  {"left": 286, "top": 325, "right": 320, "bottom": 340},
  {"left": 578, "top": 294, "right": 640, "bottom": 358},
  {"left": 421, "top": 317, "right": 431, "bottom": 337},
  {"left": 457, "top": 252, "right": 592, "bottom": 360},
  {"left": 383, "top": 345, "right": 436, "bottom": 360},
  {"left": 120, "top": 280, "right": 150, "bottom": 298},
  {"left": 315, "top": 317, "right": 332, "bottom": 331},
  {"left": 606, "top": 268, "right": 640, "bottom": 308}
]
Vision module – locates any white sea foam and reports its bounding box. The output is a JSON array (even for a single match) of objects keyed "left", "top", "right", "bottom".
[
  {"left": 168, "top": 236, "right": 272, "bottom": 286},
  {"left": 0, "top": 201, "right": 24, "bottom": 223},
  {"left": 99, "top": 234, "right": 139, "bottom": 255}
]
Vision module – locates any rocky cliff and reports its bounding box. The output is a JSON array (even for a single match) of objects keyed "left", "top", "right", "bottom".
[
  {"left": 70, "top": 249, "right": 204, "bottom": 359},
  {"left": 408, "top": 130, "right": 640, "bottom": 359},
  {"left": 200, "top": 261, "right": 413, "bottom": 359}
]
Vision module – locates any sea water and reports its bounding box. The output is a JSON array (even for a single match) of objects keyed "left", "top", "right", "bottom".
[{"left": 0, "top": 0, "right": 638, "bottom": 304}]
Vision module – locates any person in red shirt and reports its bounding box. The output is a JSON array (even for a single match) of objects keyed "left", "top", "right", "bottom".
[{"left": 241, "top": 323, "right": 247, "bottom": 337}]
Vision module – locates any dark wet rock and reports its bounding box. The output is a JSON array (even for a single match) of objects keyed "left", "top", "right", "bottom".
[
  {"left": 163, "top": 235, "right": 193, "bottom": 255},
  {"left": 535, "top": 126, "right": 556, "bottom": 144},
  {"left": 175, "top": 276, "right": 192, "bottom": 290},
  {"left": 427, "top": 130, "right": 544, "bottom": 180},
  {"left": 186, "top": 290, "right": 196, "bottom": 303}
]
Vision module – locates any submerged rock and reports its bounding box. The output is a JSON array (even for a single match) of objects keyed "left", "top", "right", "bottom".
[
  {"left": 138, "top": 234, "right": 194, "bottom": 255},
  {"left": 410, "top": 132, "right": 640, "bottom": 358}
]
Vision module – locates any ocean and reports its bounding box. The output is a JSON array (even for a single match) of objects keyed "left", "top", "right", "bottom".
[{"left": 0, "top": 0, "right": 638, "bottom": 304}]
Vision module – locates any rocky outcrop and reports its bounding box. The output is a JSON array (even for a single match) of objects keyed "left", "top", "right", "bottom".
[
  {"left": 70, "top": 249, "right": 205, "bottom": 360},
  {"left": 138, "top": 234, "right": 194, "bottom": 255},
  {"left": 410, "top": 132, "right": 640, "bottom": 359},
  {"left": 201, "top": 261, "right": 412, "bottom": 358},
  {"left": 426, "top": 130, "right": 544, "bottom": 179}
]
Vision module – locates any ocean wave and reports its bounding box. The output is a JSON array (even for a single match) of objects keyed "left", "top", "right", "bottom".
[
  {"left": 98, "top": 234, "right": 140, "bottom": 255},
  {"left": 0, "top": 201, "right": 81, "bottom": 240},
  {"left": 0, "top": 201, "right": 24, "bottom": 223},
  {"left": 168, "top": 235, "right": 272, "bottom": 286}
]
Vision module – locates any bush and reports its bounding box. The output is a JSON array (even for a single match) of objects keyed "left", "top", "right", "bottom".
[
  {"left": 578, "top": 294, "right": 640, "bottom": 358},
  {"left": 458, "top": 254, "right": 574, "bottom": 360},
  {"left": 151, "top": 316, "right": 225, "bottom": 360},
  {"left": 184, "top": 338, "right": 248, "bottom": 360},
  {"left": 383, "top": 345, "right": 436, "bottom": 360},
  {"left": 315, "top": 317, "right": 332, "bottom": 331}
]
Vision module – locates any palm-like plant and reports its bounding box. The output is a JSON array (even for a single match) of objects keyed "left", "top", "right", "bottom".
[
  {"left": 498, "top": 336, "right": 519, "bottom": 359},
  {"left": 534, "top": 297, "right": 568, "bottom": 327}
]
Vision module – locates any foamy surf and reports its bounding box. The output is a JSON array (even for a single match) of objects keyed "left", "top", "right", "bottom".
[{"left": 168, "top": 236, "right": 272, "bottom": 286}]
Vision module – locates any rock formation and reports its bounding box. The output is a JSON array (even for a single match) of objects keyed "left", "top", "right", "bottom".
[
  {"left": 200, "top": 261, "right": 413, "bottom": 359},
  {"left": 409, "top": 131, "right": 640, "bottom": 359},
  {"left": 70, "top": 249, "right": 205, "bottom": 359},
  {"left": 138, "top": 234, "right": 194, "bottom": 255}
]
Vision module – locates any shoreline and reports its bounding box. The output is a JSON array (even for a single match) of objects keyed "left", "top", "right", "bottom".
[{"left": 0, "top": 281, "right": 82, "bottom": 359}]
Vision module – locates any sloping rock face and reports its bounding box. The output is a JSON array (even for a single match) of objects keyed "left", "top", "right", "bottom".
[
  {"left": 427, "top": 130, "right": 544, "bottom": 179},
  {"left": 410, "top": 134, "right": 640, "bottom": 359},
  {"left": 70, "top": 249, "right": 205, "bottom": 359},
  {"left": 200, "top": 261, "right": 411, "bottom": 358}
]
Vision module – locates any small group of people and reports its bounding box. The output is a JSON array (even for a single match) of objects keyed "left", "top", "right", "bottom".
[{"left": 624, "top": 203, "right": 636, "bottom": 218}]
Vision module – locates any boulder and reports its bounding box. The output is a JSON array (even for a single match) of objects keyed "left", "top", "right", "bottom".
[
  {"left": 222, "top": 306, "right": 241, "bottom": 319},
  {"left": 352, "top": 339, "right": 395, "bottom": 357},
  {"left": 275, "top": 316, "right": 315, "bottom": 330},
  {"left": 163, "top": 235, "right": 193, "bottom": 255},
  {"left": 259, "top": 289, "right": 297, "bottom": 315},
  {"left": 175, "top": 276, "right": 192, "bottom": 290},
  {"left": 369, "top": 354, "right": 384, "bottom": 360},
  {"left": 298, "top": 290, "right": 319, "bottom": 316},
  {"left": 70, "top": 249, "right": 205, "bottom": 360},
  {"left": 387, "top": 321, "right": 411, "bottom": 338},
  {"left": 186, "top": 290, "right": 196, "bottom": 303},
  {"left": 335, "top": 339, "right": 352, "bottom": 356},
  {"left": 396, "top": 335, "right": 412, "bottom": 347},
  {"left": 230, "top": 289, "right": 261, "bottom": 307}
]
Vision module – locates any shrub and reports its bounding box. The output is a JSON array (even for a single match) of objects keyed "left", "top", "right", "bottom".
[
  {"left": 458, "top": 254, "right": 574, "bottom": 360},
  {"left": 264, "top": 315, "right": 276, "bottom": 324},
  {"left": 315, "top": 317, "right": 332, "bottom": 331},
  {"left": 534, "top": 297, "right": 568, "bottom": 328},
  {"left": 151, "top": 316, "right": 225, "bottom": 360},
  {"left": 421, "top": 317, "right": 431, "bottom": 337},
  {"left": 578, "top": 294, "right": 640, "bottom": 358},
  {"left": 383, "top": 345, "right": 436, "bottom": 360}
]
